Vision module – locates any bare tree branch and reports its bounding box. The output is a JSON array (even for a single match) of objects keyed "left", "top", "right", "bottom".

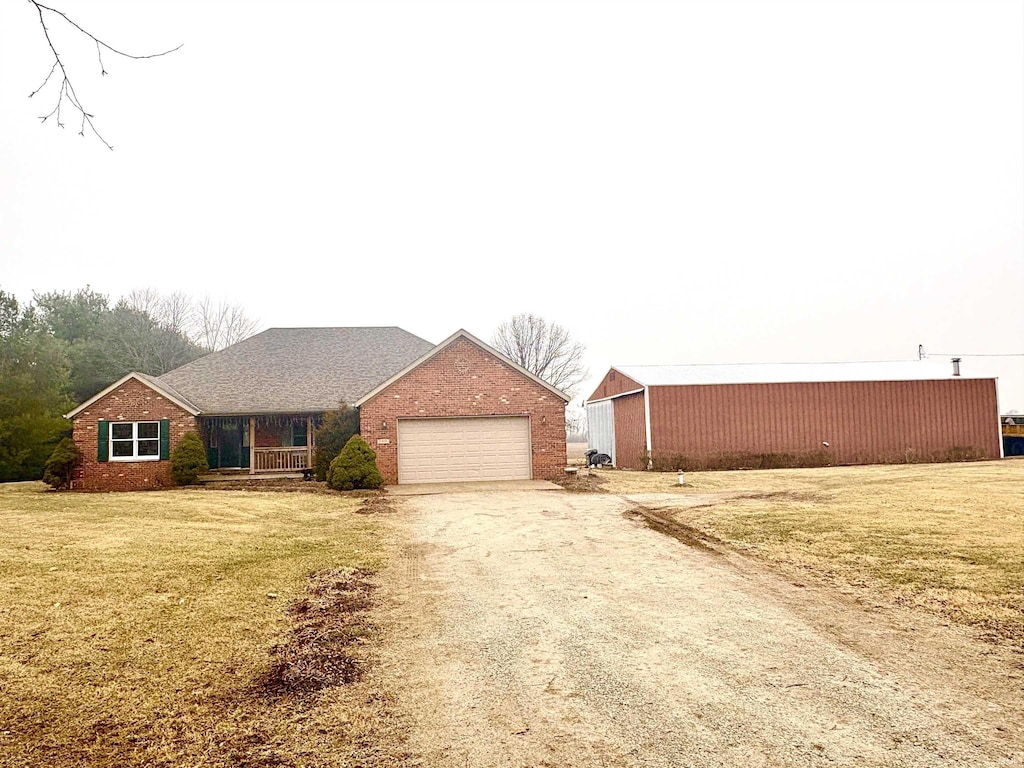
[
  {"left": 27, "top": 1, "right": 182, "bottom": 150},
  {"left": 194, "top": 296, "right": 260, "bottom": 351},
  {"left": 123, "top": 288, "right": 188, "bottom": 332},
  {"left": 159, "top": 291, "right": 195, "bottom": 337},
  {"left": 492, "top": 313, "right": 588, "bottom": 396},
  {"left": 123, "top": 287, "right": 161, "bottom": 316},
  {"left": 124, "top": 288, "right": 259, "bottom": 352},
  {"left": 565, "top": 406, "right": 588, "bottom": 441}
]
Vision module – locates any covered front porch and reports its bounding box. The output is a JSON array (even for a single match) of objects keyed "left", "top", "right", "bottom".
[{"left": 199, "top": 414, "right": 318, "bottom": 474}]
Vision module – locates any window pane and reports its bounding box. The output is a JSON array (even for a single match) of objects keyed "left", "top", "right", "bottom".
[
  {"left": 138, "top": 422, "right": 159, "bottom": 439},
  {"left": 112, "top": 423, "right": 133, "bottom": 440},
  {"left": 138, "top": 440, "right": 159, "bottom": 456},
  {"left": 112, "top": 442, "right": 134, "bottom": 457}
]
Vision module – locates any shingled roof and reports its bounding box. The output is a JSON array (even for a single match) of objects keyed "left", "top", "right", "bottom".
[{"left": 157, "top": 327, "right": 434, "bottom": 415}]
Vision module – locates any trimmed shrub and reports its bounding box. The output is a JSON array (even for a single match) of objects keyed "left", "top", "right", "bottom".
[
  {"left": 328, "top": 435, "right": 383, "bottom": 491},
  {"left": 171, "top": 432, "right": 209, "bottom": 485},
  {"left": 313, "top": 405, "right": 360, "bottom": 482},
  {"left": 42, "top": 437, "right": 80, "bottom": 490}
]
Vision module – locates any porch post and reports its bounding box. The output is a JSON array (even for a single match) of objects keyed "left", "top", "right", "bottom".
[
  {"left": 249, "top": 416, "right": 256, "bottom": 475},
  {"left": 306, "top": 416, "right": 314, "bottom": 470}
]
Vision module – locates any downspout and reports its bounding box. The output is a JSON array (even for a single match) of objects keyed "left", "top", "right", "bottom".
[
  {"left": 996, "top": 377, "right": 1005, "bottom": 459},
  {"left": 643, "top": 386, "right": 653, "bottom": 469}
]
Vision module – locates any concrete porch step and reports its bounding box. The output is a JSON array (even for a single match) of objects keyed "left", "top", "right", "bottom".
[{"left": 199, "top": 472, "right": 308, "bottom": 484}]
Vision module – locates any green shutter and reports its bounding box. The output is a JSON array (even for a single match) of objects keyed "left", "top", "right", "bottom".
[
  {"left": 159, "top": 419, "right": 170, "bottom": 460},
  {"left": 97, "top": 420, "right": 109, "bottom": 462}
]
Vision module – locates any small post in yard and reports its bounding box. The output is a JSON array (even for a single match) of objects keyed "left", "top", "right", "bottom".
[{"left": 678, "top": 470, "right": 685, "bottom": 486}]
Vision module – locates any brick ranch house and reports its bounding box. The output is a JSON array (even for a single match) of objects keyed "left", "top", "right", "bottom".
[{"left": 65, "top": 328, "right": 569, "bottom": 491}]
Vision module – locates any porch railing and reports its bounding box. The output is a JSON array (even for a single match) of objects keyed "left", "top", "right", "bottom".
[{"left": 253, "top": 447, "right": 311, "bottom": 472}]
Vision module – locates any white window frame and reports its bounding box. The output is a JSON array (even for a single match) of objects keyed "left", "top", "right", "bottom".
[{"left": 109, "top": 421, "right": 161, "bottom": 462}]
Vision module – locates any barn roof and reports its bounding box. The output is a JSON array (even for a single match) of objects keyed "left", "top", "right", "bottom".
[
  {"left": 613, "top": 360, "right": 986, "bottom": 387},
  {"left": 157, "top": 327, "right": 435, "bottom": 414}
]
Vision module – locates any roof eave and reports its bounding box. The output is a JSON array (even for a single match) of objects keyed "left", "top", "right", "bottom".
[
  {"left": 585, "top": 387, "right": 646, "bottom": 405},
  {"left": 198, "top": 408, "right": 333, "bottom": 417}
]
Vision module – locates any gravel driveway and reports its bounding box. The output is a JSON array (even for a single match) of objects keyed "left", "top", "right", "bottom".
[{"left": 373, "top": 490, "right": 1023, "bottom": 767}]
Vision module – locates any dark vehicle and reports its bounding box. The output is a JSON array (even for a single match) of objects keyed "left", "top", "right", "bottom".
[{"left": 585, "top": 449, "right": 612, "bottom": 468}]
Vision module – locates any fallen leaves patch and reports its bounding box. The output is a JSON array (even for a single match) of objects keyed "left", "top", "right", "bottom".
[
  {"left": 355, "top": 494, "right": 396, "bottom": 515},
  {"left": 254, "top": 568, "right": 376, "bottom": 699}
]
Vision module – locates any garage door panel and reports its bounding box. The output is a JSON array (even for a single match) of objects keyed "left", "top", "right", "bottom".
[{"left": 398, "top": 417, "right": 531, "bottom": 483}]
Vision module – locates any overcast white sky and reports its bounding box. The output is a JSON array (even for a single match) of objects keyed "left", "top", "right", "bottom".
[{"left": 1, "top": 0, "right": 1022, "bottom": 410}]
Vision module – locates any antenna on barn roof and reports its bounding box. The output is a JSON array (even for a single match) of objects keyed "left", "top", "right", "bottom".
[{"left": 918, "top": 344, "right": 925, "bottom": 360}]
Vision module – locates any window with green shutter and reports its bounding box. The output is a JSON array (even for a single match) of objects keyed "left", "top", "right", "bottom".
[
  {"left": 97, "top": 420, "right": 109, "bottom": 462},
  {"left": 105, "top": 421, "right": 162, "bottom": 462},
  {"left": 159, "top": 419, "right": 170, "bottom": 460}
]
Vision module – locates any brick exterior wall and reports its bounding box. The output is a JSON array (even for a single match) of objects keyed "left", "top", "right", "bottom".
[
  {"left": 359, "top": 337, "right": 567, "bottom": 483},
  {"left": 71, "top": 377, "right": 198, "bottom": 491}
]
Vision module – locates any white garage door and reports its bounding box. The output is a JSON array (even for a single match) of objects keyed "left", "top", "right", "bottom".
[{"left": 397, "top": 417, "right": 532, "bottom": 484}]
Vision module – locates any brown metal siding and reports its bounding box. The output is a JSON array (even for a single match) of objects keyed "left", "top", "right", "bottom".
[
  {"left": 646, "top": 379, "right": 1000, "bottom": 466},
  {"left": 588, "top": 369, "right": 643, "bottom": 402},
  {"left": 613, "top": 391, "right": 648, "bottom": 469}
]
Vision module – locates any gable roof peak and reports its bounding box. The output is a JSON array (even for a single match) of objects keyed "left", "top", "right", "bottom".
[
  {"left": 65, "top": 371, "right": 201, "bottom": 419},
  {"left": 354, "top": 328, "right": 571, "bottom": 405}
]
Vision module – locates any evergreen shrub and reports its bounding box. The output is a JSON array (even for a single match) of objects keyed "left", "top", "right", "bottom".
[
  {"left": 328, "top": 435, "right": 383, "bottom": 491},
  {"left": 171, "top": 432, "right": 209, "bottom": 485},
  {"left": 314, "top": 406, "right": 360, "bottom": 481},
  {"left": 42, "top": 437, "right": 80, "bottom": 490}
]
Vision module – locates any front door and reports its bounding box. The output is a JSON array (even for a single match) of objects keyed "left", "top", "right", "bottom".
[
  {"left": 219, "top": 424, "right": 240, "bottom": 468},
  {"left": 211, "top": 421, "right": 248, "bottom": 469}
]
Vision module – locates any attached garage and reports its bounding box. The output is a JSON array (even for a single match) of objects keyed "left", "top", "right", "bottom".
[
  {"left": 397, "top": 416, "right": 531, "bottom": 483},
  {"left": 356, "top": 329, "right": 569, "bottom": 485}
]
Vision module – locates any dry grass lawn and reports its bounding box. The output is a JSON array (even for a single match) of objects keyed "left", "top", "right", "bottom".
[
  {"left": 598, "top": 460, "right": 1024, "bottom": 648},
  {"left": 0, "top": 484, "right": 406, "bottom": 768}
]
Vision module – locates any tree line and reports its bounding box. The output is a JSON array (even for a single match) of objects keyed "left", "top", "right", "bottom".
[{"left": 0, "top": 286, "right": 257, "bottom": 482}]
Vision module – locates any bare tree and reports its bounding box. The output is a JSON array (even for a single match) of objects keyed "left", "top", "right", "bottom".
[
  {"left": 492, "top": 313, "right": 588, "bottom": 396},
  {"left": 565, "top": 406, "right": 589, "bottom": 441},
  {"left": 27, "top": 1, "right": 181, "bottom": 149},
  {"left": 158, "top": 291, "right": 196, "bottom": 337},
  {"left": 124, "top": 288, "right": 194, "bottom": 336},
  {"left": 194, "top": 296, "right": 261, "bottom": 351},
  {"left": 123, "top": 287, "right": 161, "bottom": 316},
  {"left": 123, "top": 288, "right": 259, "bottom": 352}
]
